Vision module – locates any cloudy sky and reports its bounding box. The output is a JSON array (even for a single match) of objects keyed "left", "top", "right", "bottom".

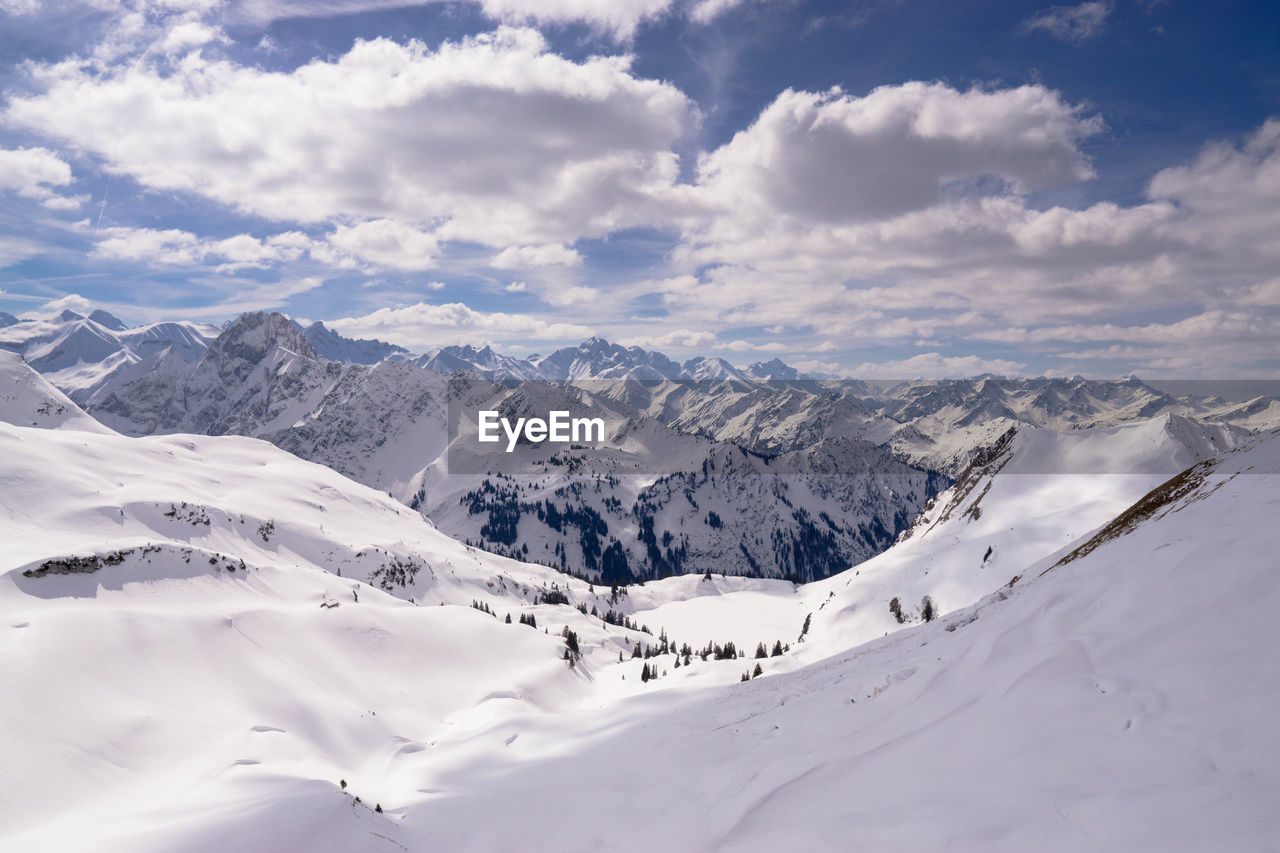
[{"left": 0, "top": 0, "right": 1278, "bottom": 376}]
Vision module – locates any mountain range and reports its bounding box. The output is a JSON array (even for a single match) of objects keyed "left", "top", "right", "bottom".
[{"left": 3, "top": 307, "right": 1275, "bottom": 584}]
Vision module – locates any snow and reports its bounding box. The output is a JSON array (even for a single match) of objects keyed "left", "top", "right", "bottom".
[{"left": 2, "top": 351, "right": 1279, "bottom": 850}]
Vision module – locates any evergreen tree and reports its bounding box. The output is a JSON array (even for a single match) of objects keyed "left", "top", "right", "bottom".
[
  {"left": 771, "top": 640, "right": 783, "bottom": 657},
  {"left": 753, "top": 662, "right": 763, "bottom": 678},
  {"left": 755, "top": 642, "right": 767, "bottom": 659}
]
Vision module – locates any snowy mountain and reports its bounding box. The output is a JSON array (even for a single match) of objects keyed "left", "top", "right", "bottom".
[
  {"left": 299, "top": 320, "right": 407, "bottom": 364},
  {"left": 0, "top": 308, "right": 219, "bottom": 404},
  {"left": 3, "top": 344, "right": 1277, "bottom": 850},
  {"left": 65, "top": 311, "right": 1273, "bottom": 584},
  {"left": 745, "top": 357, "right": 801, "bottom": 381},
  {"left": 402, "top": 343, "right": 547, "bottom": 382},
  {"left": 407, "top": 336, "right": 785, "bottom": 383},
  {"left": 87, "top": 312, "right": 459, "bottom": 495},
  {"left": 84, "top": 315, "right": 943, "bottom": 581}
]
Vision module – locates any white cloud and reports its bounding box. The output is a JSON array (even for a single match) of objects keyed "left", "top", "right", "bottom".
[
  {"left": 0, "top": 236, "right": 42, "bottom": 268},
  {"left": 688, "top": 82, "right": 1100, "bottom": 230},
  {"left": 321, "top": 219, "right": 439, "bottom": 271},
  {"left": 504, "top": 281, "right": 527, "bottom": 292},
  {"left": 92, "top": 226, "right": 310, "bottom": 269},
  {"left": 547, "top": 285, "right": 599, "bottom": 306},
  {"left": 1022, "top": 1, "right": 1112, "bottom": 43},
  {"left": 475, "top": 0, "right": 674, "bottom": 39},
  {"left": 7, "top": 28, "right": 695, "bottom": 250},
  {"left": 19, "top": 293, "right": 96, "bottom": 319},
  {"left": 158, "top": 20, "right": 226, "bottom": 53},
  {"left": 619, "top": 328, "right": 717, "bottom": 349},
  {"left": 327, "top": 301, "right": 592, "bottom": 347},
  {"left": 490, "top": 243, "right": 583, "bottom": 269},
  {"left": 0, "top": 146, "right": 77, "bottom": 207},
  {"left": 233, "top": 0, "right": 675, "bottom": 39},
  {"left": 687, "top": 0, "right": 745, "bottom": 24},
  {"left": 850, "top": 353, "right": 1028, "bottom": 379}
]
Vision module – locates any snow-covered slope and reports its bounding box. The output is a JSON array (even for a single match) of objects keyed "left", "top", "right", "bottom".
[
  {"left": 615, "top": 415, "right": 1246, "bottom": 655},
  {"left": 3, "top": 335, "right": 1276, "bottom": 850},
  {"left": 382, "top": 429, "right": 1280, "bottom": 852},
  {"left": 0, "top": 349, "right": 113, "bottom": 433}
]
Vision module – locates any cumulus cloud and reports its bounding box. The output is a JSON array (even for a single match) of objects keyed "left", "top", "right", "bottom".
[
  {"left": 619, "top": 328, "right": 717, "bottom": 349},
  {"left": 475, "top": 0, "right": 674, "bottom": 39},
  {"left": 233, "top": 0, "right": 676, "bottom": 39},
  {"left": 19, "top": 293, "right": 96, "bottom": 319},
  {"left": 490, "top": 243, "right": 583, "bottom": 269},
  {"left": 0, "top": 146, "right": 80, "bottom": 208},
  {"left": 6, "top": 28, "right": 695, "bottom": 251},
  {"left": 158, "top": 20, "right": 226, "bottom": 53},
  {"left": 1021, "top": 1, "right": 1112, "bottom": 42},
  {"left": 688, "top": 83, "right": 1101, "bottom": 228},
  {"left": 850, "top": 353, "right": 1028, "bottom": 379},
  {"left": 327, "top": 301, "right": 592, "bottom": 347},
  {"left": 546, "top": 285, "right": 599, "bottom": 306},
  {"left": 92, "top": 226, "right": 309, "bottom": 270},
  {"left": 320, "top": 219, "right": 439, "bottom": 271}
]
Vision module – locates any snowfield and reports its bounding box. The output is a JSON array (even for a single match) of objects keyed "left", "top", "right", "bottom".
[{"left": 2, "top": 350, "right": 1278, "bottom": 851}]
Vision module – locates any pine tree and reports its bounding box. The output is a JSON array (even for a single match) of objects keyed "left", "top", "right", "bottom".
[
  {"left": 755, "top": 642, "right": 767, "bottom": 659},
  {"left": 752, "top": 662, "right": 763, "bottom": 678},
  {"left": 771, "top": 640, "right": 783, "bottom": 657}
]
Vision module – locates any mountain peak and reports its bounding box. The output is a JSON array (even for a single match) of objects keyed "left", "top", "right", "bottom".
[
  {"left": 301, "top": 320, "right": 406, "bottom": 364},
  {"left": 206, "top": 312, "right": 319, "bottom": 367},
  {"left": 88, "top": 309, "right": 128, "bottom": 331},
  {"left": 746, "top": 358, "right": 800, "bottom": 381}
]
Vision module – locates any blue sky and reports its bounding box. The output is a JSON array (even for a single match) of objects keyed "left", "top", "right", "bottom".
[{"left": 1, "top": 0, "right": 1278, "bottom": 376}]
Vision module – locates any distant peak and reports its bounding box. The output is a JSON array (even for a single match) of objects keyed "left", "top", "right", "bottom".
[
  {"left": 57, "top": 309, "right": 85, "bottom": 323},
  {"left": 88, "top": 309, "right": 128, "bottom": 331},
  {"left": 210, "top": 311, "right": 319, "bottom": 361}
]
